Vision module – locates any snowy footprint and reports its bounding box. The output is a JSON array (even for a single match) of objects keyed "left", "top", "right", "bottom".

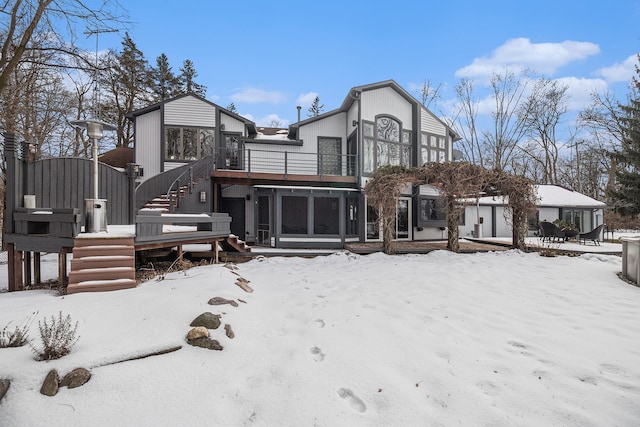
[
  {"left": 314, "top": 319, "right": 325, "bottom": 328},
  {"left": 337, "top": 388, "right": 367, "bottom": 413},
  {"left": 310, "top": 346, "right": 325, "bottom": 362}
]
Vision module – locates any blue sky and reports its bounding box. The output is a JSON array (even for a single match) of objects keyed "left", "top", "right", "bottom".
[{"left": 88, "top": 1, "right": 640, "bottom": 128}]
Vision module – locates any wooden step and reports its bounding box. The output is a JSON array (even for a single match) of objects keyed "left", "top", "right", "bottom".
[
  {"left": 72, "top": 244, "right": 134, "bottom": 258},
  {"left": 71, "top": 255, "right": 135, "bottom": 270},
  {"left": 68, "top": 266, "right": 135, "bottom": 284},
  {"left": 74, "top": 237, "right": 135, "bottom": 248},
  {"left": 67, "top": 278, "right": 138, "bottom": 294}
]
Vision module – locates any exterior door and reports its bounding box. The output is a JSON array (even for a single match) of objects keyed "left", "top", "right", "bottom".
[
  {"left": 395, "top": 198, "right": 411, "bottom": 240},
  {"left": 222, "top": 133, "right": 243, "bottom": 170},
  {"left": 256, "top": 194, "right": 273, "bottom": 246}
]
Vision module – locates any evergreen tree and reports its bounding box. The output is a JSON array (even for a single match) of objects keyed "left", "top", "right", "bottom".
[
  {"left": 152, "top": 53, "right": 182, "bottom": 101},
  {"left": 609, "top": 56, "right": 640, "bottom": 216},
  {"left": 101, "top": 32, "right": 153, "bottom": 147},
  {"left": 180, "top": 59, "right": 206, "bottom": 97},
  {"left": 227, "top": 102, "right": 238, "bottom": 114},
  {"left": 307, "top": 96, "right": 324, "bottom": 117}
]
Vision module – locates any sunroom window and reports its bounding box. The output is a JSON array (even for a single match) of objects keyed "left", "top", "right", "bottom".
[{"left": 165, "top": 126, "right": 215, "bottom": 161}]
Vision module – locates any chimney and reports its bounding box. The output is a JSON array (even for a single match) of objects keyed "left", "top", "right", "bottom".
[{"left": 297, "top": 106, "right": 301, "bottom": 123}]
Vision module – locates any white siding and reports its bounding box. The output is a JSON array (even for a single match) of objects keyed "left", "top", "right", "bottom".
[
  {"left": 347, "top": 102, "right": 359, "bottom": 127},
  {"left": 420, "top": 106, "right": 445, "bottom": 135},
  {"left": 361, "top": 87, "right": 412, "bottom": 129},
  {"left": 164, "top": 96, "right": 216, "bottom": 127},
  {"left": 135, "top": 109, "right": 161, "bottom": 183},
  {"left": 220, "top": 113, "right": 246, "bottom": 134}
]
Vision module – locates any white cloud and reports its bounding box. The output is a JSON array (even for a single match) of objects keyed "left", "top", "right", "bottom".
[
  {"left": 296, "top": 92, "right": 319, "bottom": 108},
  {"left": 455, "top": 38, "right": 600, "bottom": 81},
  {"left": 255, "top": 114, "right": 290, "bottom": 127},
  {"left": 230, "top": 87, "right": 287, "bottom": 104},
  {"left": 596, "top": 54, "right": 638, "bottom": 83},
  {"left": 556, "top": 76, "right": 609, "bottom": 110}
]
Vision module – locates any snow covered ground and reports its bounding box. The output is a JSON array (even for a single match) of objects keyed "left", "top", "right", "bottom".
[{"left": 1, "top": 248, "right": 640, "bottom": 426}]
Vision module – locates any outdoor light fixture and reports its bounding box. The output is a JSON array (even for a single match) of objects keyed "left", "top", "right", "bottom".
[
  {"left": 199, "top": 191, "right": 207, "bottom": 203},
  {"left": 352, "top": 120, "right": 358, "bottom": 127}
]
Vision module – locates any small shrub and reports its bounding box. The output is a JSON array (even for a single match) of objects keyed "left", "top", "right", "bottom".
[
  {"left": 0, "top": 322, "right": 30, "bottom": 348},
  {"left": 31, "top": 312, "right": 80, "bottom": 361}
]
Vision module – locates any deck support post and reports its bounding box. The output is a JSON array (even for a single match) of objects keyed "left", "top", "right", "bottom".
[
  {"left": 34, "top": 252, "right": 42, "bottom": 285},
  {"left": 58, "top": 251, "right": 69, "bottom": 286}
]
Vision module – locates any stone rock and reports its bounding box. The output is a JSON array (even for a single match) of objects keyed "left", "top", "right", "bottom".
[
  {"left": 224, "top": 324, "right": 235, "bottom": 339},
  {"left": 40, "top": 370, "right": 59, "bottom": 396},
  {"left": 187, "top": 326, "right": 209, "bottom": 341},
  {"left": 187, "top": 337, "right": 223, "bottom": 351},
  {"left": 0, "top": 379, "right": 10, "bottom": 403},
  {"left": 208, "top": 297, "right": 239, "bottom": 307},
  {"left": 234, "top": 277, "right": 253, "bottom": 293},
  {"left": 190, "top": 312, "right": 221, "bottom": 329},
  {"left": 60, "top": 368, "right": 91, "bottom": 389}
]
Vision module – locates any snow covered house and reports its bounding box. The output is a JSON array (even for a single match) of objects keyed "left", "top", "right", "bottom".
[
  {"left": 128, "top": 80, "right": 460, "bottom": 248},
  {"left": 458, "top": 185, "right": 606, "bottom": 239}
]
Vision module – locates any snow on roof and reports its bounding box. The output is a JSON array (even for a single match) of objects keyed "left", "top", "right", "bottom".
[
  {"left": 536, "top": 185, "right": 606, "bottom": 208},
  {"left": 471, "top": 185, "right": 605, "bottom": 208}
]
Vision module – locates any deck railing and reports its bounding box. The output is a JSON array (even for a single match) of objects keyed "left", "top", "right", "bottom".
[{"left": 212, "top": 147, "right": 357, "bottom": 177}]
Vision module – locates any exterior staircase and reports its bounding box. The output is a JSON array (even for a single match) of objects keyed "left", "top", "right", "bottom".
[
  {"left": 67, "top": 237, "right": 137, "bottom": 294},
  {"left": 222, "top": 235, "right": 252, "bottom": 253}
]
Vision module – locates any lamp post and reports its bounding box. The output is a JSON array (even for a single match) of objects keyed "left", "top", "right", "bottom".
[{"left": 71, "top": 119, "right": 116, "bottom": 232}]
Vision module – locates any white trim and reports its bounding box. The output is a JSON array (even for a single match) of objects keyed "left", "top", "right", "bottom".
[
  {"left": 279, "top": 237, "right": 342, "bottom": 243},
  {"left": 254, "top": 185, "right": 358, "bottom": 192},
  {"left": 345, "top": 237, "right": 360, "bottom": 242}
]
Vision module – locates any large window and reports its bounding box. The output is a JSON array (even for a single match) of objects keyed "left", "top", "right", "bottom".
[
  {"left": 363, "top": 116, "right": 412, "bottom": 174},
  {"left": 318, "top": 137, "right": 342, "bottom": 175},
  {"left": 282, "top": 196, "right": 308, "bottom": 234},
  {"left": 165, "top": 126, "right": 215, "bottom": 161},
  {"left": 419, "top": 197, "right": 446, "bottom": 224},
  {"left": 314, "top": 197, "right": 340, "bottom": 234},
  {"left": 420, "top": 133, "right": 447, "bottom": 165},
  {"left": 563, "top": 209, "right": 592, "bottom": 232}
]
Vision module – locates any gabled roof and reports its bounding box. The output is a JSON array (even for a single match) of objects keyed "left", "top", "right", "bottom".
[
  {"left": 288, "top": 80, "right": 460, "bottom": 141},
  {"left": 126, "top": 92, "right": 257, "bottom": 135},
  {"left": 99, "top": 147, "right": 133, "bottom": 168}
]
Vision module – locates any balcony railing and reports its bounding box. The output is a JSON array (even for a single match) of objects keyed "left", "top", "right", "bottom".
[{"left": 212, "top": 147, "right": 357, "bottom": 177}]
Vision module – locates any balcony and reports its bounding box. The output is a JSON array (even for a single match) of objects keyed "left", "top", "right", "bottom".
[{"left": 211, "top": 147, "right": 357, "bottom": 185}]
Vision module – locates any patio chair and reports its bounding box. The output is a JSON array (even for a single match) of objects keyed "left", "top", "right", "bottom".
[
  {"left": 578, "top": 224, "right": 604, "bottom": 246},
  {"left": 538, "top": 221, "right": 565, "bottom": 243}
]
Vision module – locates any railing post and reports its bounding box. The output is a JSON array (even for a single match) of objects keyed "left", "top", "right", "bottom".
[
  {"left": 247, "top": 149, "right": 251, "bottom": 175},
  {"left": 319, "top": 153, "right": 323, "bottom": 179},
  {"left": 284, "top": 151, "right": 288, "bottom": 178}
]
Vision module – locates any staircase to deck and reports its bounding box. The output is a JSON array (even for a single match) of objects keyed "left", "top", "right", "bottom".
[
  {"left": 222, "top": 235, "right": 252, "bottom": 253},
  {"left": 67, "top": 237, "right": 137, "bottom": 294}
]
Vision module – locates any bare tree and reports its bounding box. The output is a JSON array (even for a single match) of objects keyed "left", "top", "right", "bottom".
[
  {"left": 416, "top": 79, "right": 442, "bottom": 109},
  {"left": 452, "top": 78, "right": 484, "bottom": 166},
  {"left": 0, "top": 0, "right": 127, "bottom": 96},
  {"left": 483, "top": 69, "right": 531, "bottom": 172},
  {"left": 518, "top": 78, "right": 570, "bottom": 184}
]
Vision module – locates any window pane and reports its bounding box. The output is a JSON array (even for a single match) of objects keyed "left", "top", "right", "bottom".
[
  {"left": 166, "top": 127, "right": 180, "bottom": 159},
  {"left": 431, "top": 149, "right": 437, "bottom": 162},
  {"left": 402, "top": 130, "right": 411, "bottom": 144},
  {"left": 438, "top": 150, "right": 446, "bottom": 163},
  {"left": 346, "top": 197, "right": 358, "bottom": 235},
  {"left": 389, "top": 144, "right": 400, "bottom": 166},
  {"left": 282, "top": 196, "right": 307, "bottom": 234},
  {"left": 366, "top": 203, "right": 379, "bottom": 239},
  {"left": 402, "top": 145, "right": 411, "bottom": 167},
  {"left": 430, "top": 135, "right": 437, "bottom": 147},
  {"left": 314, "top": 197, "right": 339, "bottom": 234},
  {"left": 363, "top": 122, "right": 374, "bottom": 137},
  {"left": 376, "top": 117, "right": 400, "bottom": 142},
  {"left": 439, "top": 137, "right": 446, "bottom": 149},
  {"left": 421, "top": 147, "right": 429, "bottom": 165},
  {"left": 318, "top": 137, "right": 342, "bottom": 175},
  {"left": 183, "top": 128, "right": 198, "bottom": 160},
  {"left": 201, "top": 129, "right": 215, "bottom": 157},
  {"left": 377, "top": 141, "right": 389, "bottom": 168},
  {"left": 421, "top": 133, "right": 428, "bottom": 146},
  {"left": 364, "top": 138, "right": 375, "bottom": 173}
]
